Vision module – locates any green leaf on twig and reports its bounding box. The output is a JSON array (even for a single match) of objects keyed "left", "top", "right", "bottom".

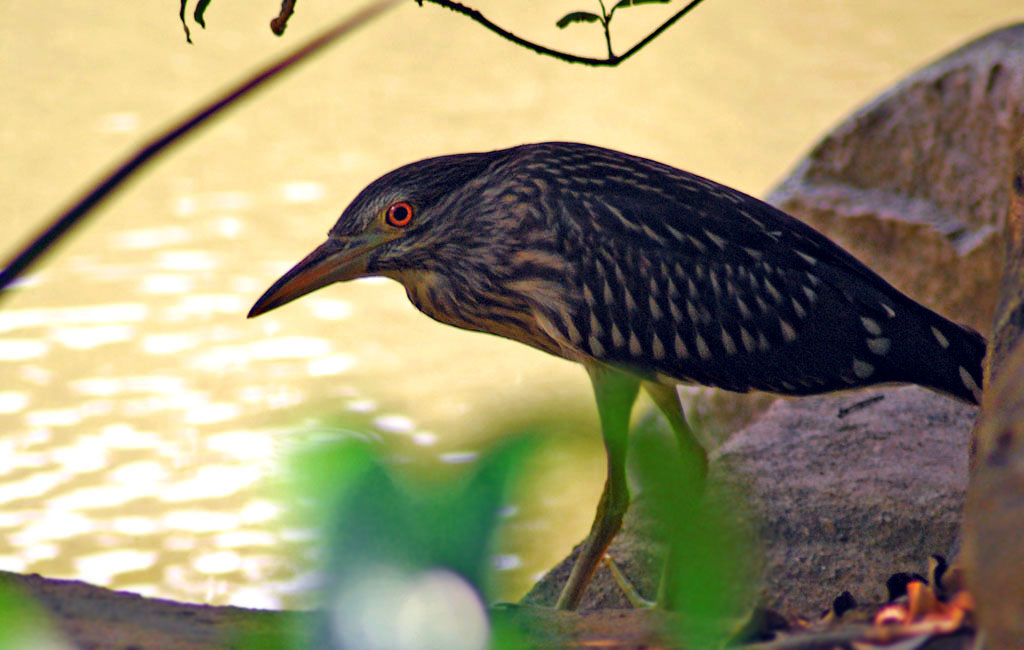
[
  {"left": 614, "top": 0, "right": 671, "bottom": 8},
  {"left": 556, "top": 11, "right": 601, "bottom": 29}
]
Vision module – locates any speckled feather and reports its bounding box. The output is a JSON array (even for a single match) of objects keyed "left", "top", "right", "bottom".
[{"left": 340, "top": 142, "right": 985, "bottom": 403}]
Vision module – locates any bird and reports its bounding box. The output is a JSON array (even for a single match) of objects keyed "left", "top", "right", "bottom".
[{"left": 248, "top": 141, "right": 986, "bottom": 610}]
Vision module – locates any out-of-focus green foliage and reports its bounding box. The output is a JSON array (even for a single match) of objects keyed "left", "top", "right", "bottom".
[
  {"left": 630, "top": 408, "right": 757, "bottom": 648},
  {"left": 272, "top": 432, "right": 540, "bottom": 650},
  {"left": 0, "top": 580, "right": 72, "bottom": 650}
]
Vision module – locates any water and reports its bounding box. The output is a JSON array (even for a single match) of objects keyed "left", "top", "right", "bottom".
[{"left": 1, "top": 1, "right": 1019, "bottom": 607}]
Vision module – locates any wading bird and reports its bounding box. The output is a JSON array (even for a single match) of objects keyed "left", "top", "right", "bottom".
[{"left": 248, "top": 142, "right": 985, "bottom": 610}]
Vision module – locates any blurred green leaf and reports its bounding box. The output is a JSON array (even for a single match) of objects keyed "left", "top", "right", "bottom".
[
  {"left": 630, "top": 408, "right": 757, "bottom": 647},
  {"left": 0, "top": 580, "right": 71, "bottom": 650},
  {"left": 286, "top": 432, "right": 539, "bottom": 649},
  {"left": 556, "top": 11, "right": 601, "bottom": 29}
]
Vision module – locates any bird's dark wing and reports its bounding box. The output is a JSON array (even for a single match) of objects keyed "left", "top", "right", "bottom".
[{"left": 497, "top": 142, "right": 981, "bottom": 399}]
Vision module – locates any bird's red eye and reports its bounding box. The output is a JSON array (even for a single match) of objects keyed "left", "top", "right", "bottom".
[{"left": 386, "top": 201, "right": 414, "bottom": 227}]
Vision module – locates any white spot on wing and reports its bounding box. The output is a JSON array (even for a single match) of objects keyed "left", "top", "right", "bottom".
[
  {"left": 721, "top": 328, "right": 737, "bottom": 355},
  {"left": 652, "top": 333, "right": 665, "bottom": 360},
  {"left": 791, "top": 298, "right": 806, "bottom": 319},
  {"left": 695, "top": 334, "right": 711, "bottom": 360},
  {"left": 649, "top": 296, "right": 663, "bottom": 321},
  {"left": 736, "top": 296, "right": 751, "bottom": 320},
  {"left": 669, "top": 300, "right": 684, "bottom": 323},
  {"left": 795, "top": 250, "right": 817, "bottom": 265},
  {"left": 932, "top": 326, "right": 950, "bottom": 349},
  {"left": 853, "top": 359, "right": 874, "bottom": 379},
  {"left": 881, "top": 302, "right": 896, "bottom": 318},
  {"left": 779, "top": 319, "right": 797, "bottom": 342},
  {"left": 611, "top": 323, "right": 625, "bottom": 348},
  {"left": 867, "top": 337, "right": 891, "bottom": 355},
  {"left": 740, "top": 327, "right": 756, "bottom": 353},
  {"left": 959, "top": 366, "right": 981, "bottom": 399},
  {"left": 629, "top": 331, "right": 642, "bottom": 356},
  {"left": 861, "top": 317, "right": 882, "bottom": 336},
  {"left": 703, "top": 229, "right": 726, "bottom": 249},
  {"left": 673, "top": 333, "right": 689, "bottom": 358}
]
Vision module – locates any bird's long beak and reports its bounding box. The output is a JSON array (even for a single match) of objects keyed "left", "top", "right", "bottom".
[{"left": 247, "top": 234, "right": 388, "bottom": 318}]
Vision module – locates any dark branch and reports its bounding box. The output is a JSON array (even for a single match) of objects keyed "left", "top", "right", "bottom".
[
  {"left": 271, "top": 0, "right": 299, "bottom": 36},
  {"left": 0, "top": 0, "right": 402, "bottom": 297},
  {"left": 421, "top": 0, "right": 706, "bottom": 66}
]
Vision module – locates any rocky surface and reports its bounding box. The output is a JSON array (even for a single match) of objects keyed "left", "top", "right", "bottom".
[{"left": 768, "top": 23, "right": 1024, "bottom": 334}]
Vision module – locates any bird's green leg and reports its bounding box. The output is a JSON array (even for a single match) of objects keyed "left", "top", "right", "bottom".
[
  {"left": 643, "top": 381, "right": 708, "bottom": 609},
  {"left": 555, "top": 364, "right": 640, "bottom": 610},
  {"left": 644, "top": 382, "right": 707, "bottom": 489}
]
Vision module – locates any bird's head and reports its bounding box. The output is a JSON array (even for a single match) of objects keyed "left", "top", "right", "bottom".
[{"left": 247, "top": 150, "right": 503, "bottom": 318}]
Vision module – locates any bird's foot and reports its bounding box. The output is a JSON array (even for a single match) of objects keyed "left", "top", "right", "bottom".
[{"left": 603, "top": 555, "right": 656, "bottom": 609}]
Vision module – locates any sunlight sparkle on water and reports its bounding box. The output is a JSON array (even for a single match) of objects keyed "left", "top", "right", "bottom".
[
  {"left": 9, "top": 510, "right": 93, "bottom": 545},
  {"left": 75, "top": 550, "right": 157, "bottom": 586},
  {"left": 0, "top": 339, "right": 48, "bottom": 361},
  {"left": 373, "top": 414, "right": 416, "bottom": 434},
  {"left": 193, "top": 550, "right": 242, "bottom": 575},
  {"left": 205, "top": 430, "right": 275, "bottom": 462},
  {"left": 157, "top": 250, "right": 218, "bottom": 272},
  {"left": 0, "top": 391, "right": 29, "bottom": 414},
  {"left": 163, "top": 510, "right": 241, "bottom": 533},
  {"left": 22, "top": 543, "right": 59, "bottom": 562},
  {"left": 101, "top": 424, "right": 162, "bottom": 449},
  {"left": 26, "top": 408, "right": 82, "bottom": 428},
  {"left": 161, "top": 465, "right": 262, "bottom": 502},
  {"left": 213, "top": 216, "right": 244, "bottom": 238},
  {"left": 191, "top": 337, "right": 331, "bottom": 371},
  {"left": 183, "top": 402, "right": 242, "bottom": 425},
  {"left": 239, "top": 499, "right": 281, "bottom": 525},
  {"left": 0, "top": 555, "right": 27, "bottom": 573},
  {"left": 71, "top": 375, "right": 187, "bottom": 397},
  {"left": 51, "top": 435, "right": 110, "bottom": 472},
  {"left": 109, "top": 460, "right": 168, "bottom": 487},
  {"left": 113, "top": 516, "right": 159, "bottom": 536},
  {"left": 97, "top": 111, "right": 140, "bottom": 133},
  {"left": 166, "top": 294, "right": 243, "bottom": 320},
  {"left": 0, "top": 303, "right": 148, "bottom": 332},
  {"left": 141, "top": 332, "right": 200, "bottom": 354},
  {"left": 50, "top": 484, "right": 140, "bottom": 510},
  {"left": 215, "top": 530, "right": 277, "bottom": 548},
  {"left": 307, "top": 298, "right": 353, "bottom": 320},
  {"left": 228, "top": 587, "right": 282, "bottom": 609},
  {"left": 111, "top": 226, "right": 190, "bottom": 250},
  {"left": 281, "top": 181, "right": 326, "bottom": 203},
  {"left": 141, "top": 274, "right": 194, "bottom": 294},
  {"left": 50, "top": 324, "right": 135, "bottom": 349},
  {"left": 308, "top": 354, "right": 355, "bottom": 376}
]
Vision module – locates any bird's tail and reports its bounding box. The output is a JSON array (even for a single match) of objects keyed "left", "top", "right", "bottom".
[{"left": 899, "top": 307, "right": 986, "bottom": 405}]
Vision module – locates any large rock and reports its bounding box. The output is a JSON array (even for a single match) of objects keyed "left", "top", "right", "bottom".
[
  {"left": 713, "top": 387, "right": 976, "bottom": 615},
  {"left": 768, "top": 23, "right": 1024, "bottom": 335}
]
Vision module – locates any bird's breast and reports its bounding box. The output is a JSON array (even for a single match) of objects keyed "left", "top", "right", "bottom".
[{"left": 395, "top": 268, "right": 583, "bottom": 361}]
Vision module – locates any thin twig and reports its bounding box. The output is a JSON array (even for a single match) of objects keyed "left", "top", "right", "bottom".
[
  {"left": 421, "top": 0, "right": 707, "bottom": 66},
  {"left": 271, "top": 0, "right": 299, "bottom": 36},
  {"left": 0, "top": 0, "right": 402, "bottom": 298}
]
